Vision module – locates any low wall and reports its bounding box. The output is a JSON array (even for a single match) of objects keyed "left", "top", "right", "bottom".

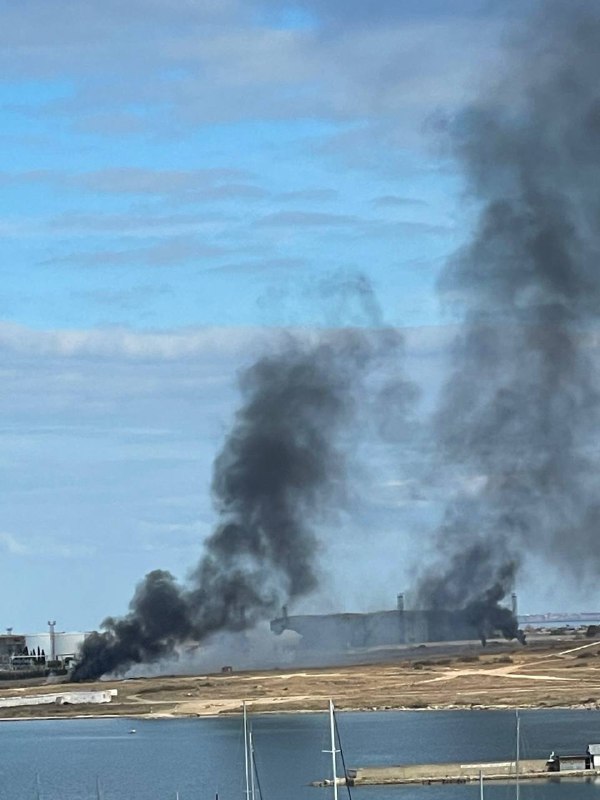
[{"left": 0, "top": 689, "right": 117, "bottom": 709}]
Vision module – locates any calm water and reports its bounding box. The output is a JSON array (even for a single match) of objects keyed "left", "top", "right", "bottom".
[{"left": 1, "top": 709, "right": 600, "bottom": 800}]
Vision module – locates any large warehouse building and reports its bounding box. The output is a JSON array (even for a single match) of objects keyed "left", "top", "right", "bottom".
[{"left": 270, "top": 593, "right": 519, "bottom": 650}]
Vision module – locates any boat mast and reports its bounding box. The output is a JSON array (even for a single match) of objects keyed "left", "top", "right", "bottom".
[
  {"left": 515, "top": 709, "right": 520, "bottom": 800},
  {"left": 243, "top": 702, "right": 251, "bottom": 800},
  {"left": 327, "top": 700, "right": 339, "bottom": 800},
  {"left": 479, "top": 769, "right": 484, "bottom": 800},
  {"left": 249, "top": 729, "right": 256, "bottom": 800}
]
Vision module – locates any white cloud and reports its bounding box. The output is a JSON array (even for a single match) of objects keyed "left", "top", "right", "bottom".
[
  {"left": 0, "top": 532, "right": 95, "bottom": 559},
  {"left": 0, "top": 321, "right": 269, "bottom": 360},
  {"left": 0, "top": 2, "right": 501, "bottom": 133},
  {"left": 0, "top": 321, "right": 459, "bottom": 363}
]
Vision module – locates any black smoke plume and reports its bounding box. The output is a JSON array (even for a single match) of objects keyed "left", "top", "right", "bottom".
[
  {"left": 417, "top": 0, "right": 600, "bottom": 636},
  {"left": 72, "top": 331, "right": 390, "bottom": 681}
]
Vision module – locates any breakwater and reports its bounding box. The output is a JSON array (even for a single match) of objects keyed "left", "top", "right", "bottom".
[{"left": 343, "top": 760, "right": 599, "bottom": 785}]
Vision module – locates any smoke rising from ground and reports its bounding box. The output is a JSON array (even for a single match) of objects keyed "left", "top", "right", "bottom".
[
  {"left": 416, "top": 0, "right": 600, "bottom": 635},
  {"left": 71, "top": 3, "right": 600, "bottom": 676},
  {"left": 72, "top": 329, "right": 403, "bottom": 680}
]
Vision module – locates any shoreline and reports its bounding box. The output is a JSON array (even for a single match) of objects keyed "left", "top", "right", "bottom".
[
  {"left": 0, "top": 637, "right": 599, "bottom": 722},
  {"left": 1, "top": 699, "right": 600, "bottom": 724}
]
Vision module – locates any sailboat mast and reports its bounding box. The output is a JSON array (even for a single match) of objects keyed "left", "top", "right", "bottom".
[
  {"left": 329, "top": 700, "right": 339, "bottom": 800},
  {"left": 249, "top": 729, "right": 256, "bottom": 800},
  {"left": 515, "top": 709, "right": 520, "bottom": 800},
  {"left": 243, "top": 702, "right": 250, "bottom": 800},
  {"left": 479, "top": 769, "right": 483, "bottom": 800}
]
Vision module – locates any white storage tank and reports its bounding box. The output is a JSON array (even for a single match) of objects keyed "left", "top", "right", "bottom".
[{"left": 25, "top": 631, "right": 90, "bottom": 663}]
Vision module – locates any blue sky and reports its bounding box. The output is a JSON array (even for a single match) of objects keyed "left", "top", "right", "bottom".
[
  {"left": 0, "top": 0, "right": 575, "bottom": 634},
  {"left": 0, "top": 0, "right": 493, "bottom": 332}
]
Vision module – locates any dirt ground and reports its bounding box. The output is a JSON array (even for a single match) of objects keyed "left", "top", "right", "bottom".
[{"left": 2, "top": 635, "right": 600, "bottom": 720}]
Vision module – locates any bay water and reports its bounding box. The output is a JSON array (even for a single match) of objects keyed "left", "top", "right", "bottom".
[{"left": 1, "top": 708, "right": 600, "bottom": 800}]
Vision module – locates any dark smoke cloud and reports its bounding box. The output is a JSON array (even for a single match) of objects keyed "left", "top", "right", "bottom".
[
  {"left": 416, "top": 0, "right": 600, "bottom": 634},
  {"left": 73, "top": 329, "right": 398, "bottom": 680}
]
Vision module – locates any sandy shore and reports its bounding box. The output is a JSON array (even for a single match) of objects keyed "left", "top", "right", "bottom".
[{"left": 0, "top": 636, "right": 599, "bottom": 721}]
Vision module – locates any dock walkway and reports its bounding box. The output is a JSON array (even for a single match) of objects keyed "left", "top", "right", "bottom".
[{"left": 343, "top": 760, "right": 600, "bottom": 786}]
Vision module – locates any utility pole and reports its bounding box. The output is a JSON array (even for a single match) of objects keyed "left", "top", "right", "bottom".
[{"left": 47, "top": 620, "right": 56, "bottom": 662}]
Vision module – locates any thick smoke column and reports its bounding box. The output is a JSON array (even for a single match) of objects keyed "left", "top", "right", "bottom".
[
  {"left": 72, "top": 332, "right": 382, "bottom": 680},
  {"left": 417, "top": 0, "right": 600, "bottom": 635}
]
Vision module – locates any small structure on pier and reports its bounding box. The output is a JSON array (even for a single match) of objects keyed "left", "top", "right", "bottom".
[
  {"left": 587, "top": 744, "right": 600, "bottom": 769},
  {"left": 546, "top": 748, "right": 595, "bottom": 772}
]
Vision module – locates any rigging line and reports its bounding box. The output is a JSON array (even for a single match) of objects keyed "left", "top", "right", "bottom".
[
  {"left": 244, "top": 702, "right": 250, "bottom": 800},
  {"left": 249, "top": 729, "right": 256, "bottom": 800},
  {"left": 251, "top": 738, "right": 265, "bottom": 800},
  {"left": 333, "top": 707, "right": 353, "bottom": 800}
]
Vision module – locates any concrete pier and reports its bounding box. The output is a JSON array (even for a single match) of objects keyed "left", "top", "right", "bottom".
[{"left": 338, "top": 760, "right": 600, "bottom": 786}]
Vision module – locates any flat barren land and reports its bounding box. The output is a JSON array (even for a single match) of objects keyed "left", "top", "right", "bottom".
[{"left": 2, "top": 635, "right": 600, "bottom": 720}]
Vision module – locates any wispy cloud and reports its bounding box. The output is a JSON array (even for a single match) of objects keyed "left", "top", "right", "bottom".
[
  {"left": 0, "top": 167, "right": 262, "bottom": 200},
  {"left": 40, "top": 238, "right": 226, "bottom": 268},
  {"left": 259, "top": 210, "right": 358, "bottom": 227},
  {"left": 277, "top": 188, "right": 338, "bottom": 202},
  {"left": 77, "top": 168, "right": 251, "bottom": 194},
  {"left": 0, "top": 320, "right": 269, "bottom": 360},
  {"left": 372, "top": 194, "right": 428, "bottom": 208},
  {"left": 0, "top": 2, "right": 501, "bottom": 133},
  {"left": 202, "top": 257, "right": 307, "bottom": 274},
  {"left": 0, "top": 532, "right": 95, "bottom": 559},
  {"left": 44, "top": 211, "right": 230, "bottom": 235},
  {"left": 72, "top": 285, "right": 173, "bottom": 310}
]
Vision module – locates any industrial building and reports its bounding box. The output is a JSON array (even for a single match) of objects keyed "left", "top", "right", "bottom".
[
  {"left": 0, "top": 625, "right": 90, "bottom": 671},
  {"left": 23, "top": 630, "right": 88, "bottom": 665},
  {"left": 270, "top": 593, "right": 520, "bottom": 650},
  {"left": 0, "top": 634, "right": 27, "bottom": 666}
]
